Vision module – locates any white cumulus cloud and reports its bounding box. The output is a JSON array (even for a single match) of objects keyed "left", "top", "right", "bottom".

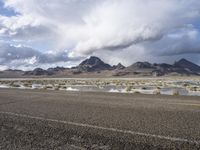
[{"left": 0, "top": 0, "right": 200, "bottom": 66}]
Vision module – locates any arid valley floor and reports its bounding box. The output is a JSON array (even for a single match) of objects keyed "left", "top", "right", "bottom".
[{"left": 0, "top": 87, "right": 200, "bottom": 149}]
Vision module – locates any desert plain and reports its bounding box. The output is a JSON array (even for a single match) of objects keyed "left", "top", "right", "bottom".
[{"left": 0, "top": 77, "right": 200, "bottom": 149}]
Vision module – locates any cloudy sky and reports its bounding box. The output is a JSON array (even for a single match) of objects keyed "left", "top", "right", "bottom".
[{"left": 0, "top": 0, "right": 200, "bottom": 70}]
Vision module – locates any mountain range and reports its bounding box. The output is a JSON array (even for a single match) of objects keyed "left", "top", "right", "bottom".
[{"left": 0, "top": 56, "right": 200, "bottom": 78}]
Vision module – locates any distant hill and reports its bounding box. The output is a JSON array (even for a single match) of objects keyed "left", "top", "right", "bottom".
[
  {"left": 114, "top": 58, "right": 200, "bottom": 77},
  {"left": 24, "top": 68, "right": 53, "bottom": 76},
  {"left": 174, "top": 58, "right": 200, "bottom": 73},
  {"left": 113, "top": 63, "right": 125, "bottom": 70},
  {"left": 113, "top": 62, "right": 155, "bottom": 76},
  {"left": 1, "top": 56, "right": 200, "bottom": 77},
  {"left": 0, "top": 69, "right": 24, "bottom": 78},
  {"left": 76, "top": 56, "right": 112, "bottom": 72},
  {"left": 128, "top": 62, "right": 154, "bottom": 69}
]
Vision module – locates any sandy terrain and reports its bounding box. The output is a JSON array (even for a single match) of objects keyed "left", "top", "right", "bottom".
[{"left": 0, "top": 89, "right": 200, "bottom": 149}]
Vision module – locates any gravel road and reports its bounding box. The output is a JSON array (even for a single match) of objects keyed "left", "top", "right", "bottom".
[{"left": 0, "top": 88, "right": 200, "bottom": 149}]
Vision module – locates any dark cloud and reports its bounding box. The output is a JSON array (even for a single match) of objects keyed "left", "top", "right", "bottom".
[
  {"left": 0, "top": 24, "right": 53, "bottom": 41},
  {"left": 0, "top": 43, "right": 40, "bottom": 62},
  {"left": 1, "top": 0, "right": 200, "bottom": 68},
  {"left": 143, "top": 27, "right": 200, "bottom": 57},
  {"left": 0, "top": 43, "right": 80, "bottom": 70}
]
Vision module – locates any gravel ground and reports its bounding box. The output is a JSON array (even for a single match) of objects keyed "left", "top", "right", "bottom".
[
  {"left": 0, "top": 89, "right": 200, "bottom": 149},
  {"left": 0, "top": 114, "right": 172, "bottom": 150}
]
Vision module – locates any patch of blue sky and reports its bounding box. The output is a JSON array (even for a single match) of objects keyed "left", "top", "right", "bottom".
[{"left": 0, "top": 0, "right": 18, "bottom": 17}]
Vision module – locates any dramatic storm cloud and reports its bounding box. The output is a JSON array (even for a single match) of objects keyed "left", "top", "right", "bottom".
[
  {"left": 0, "top": 43, "right": 80, "bottom": 70},
  {"left": 0, "top": 0, "right": 200, "bottom": 69}
]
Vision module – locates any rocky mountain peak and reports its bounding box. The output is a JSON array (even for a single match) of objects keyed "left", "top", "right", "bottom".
[
  {"left": 174, "top": 58, "right": 200, "bottom": 72},
  {"left": 129, "top": 61, "right": 154, "bottom": 69},
  {"left": 78, "top": 56, "right": 112, "bottom": 72},
  {"left": 113, "top": 63, "right": 125, "bottom": 70}
]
